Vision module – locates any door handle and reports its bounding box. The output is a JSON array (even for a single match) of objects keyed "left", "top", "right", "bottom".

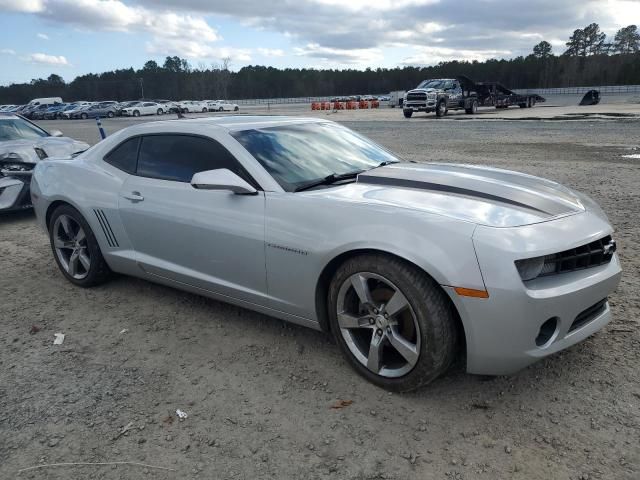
[{"left": 123, "top": 191, "right": 144, "bottom": 202}]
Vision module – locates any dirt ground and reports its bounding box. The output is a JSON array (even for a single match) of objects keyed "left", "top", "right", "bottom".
[{"left": 1, "top": 107, "right": 639, "bottom": 480}]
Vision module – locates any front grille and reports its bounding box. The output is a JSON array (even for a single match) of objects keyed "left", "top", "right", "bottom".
[
  {"left": 406, "top": 92, "right": 426, "bottom": 101},
  {"left": 569, "top": 299, "right": 607, "bottom": 332},
  {"left": 539, "top": 235, "right": 615, "bottom": 277}
]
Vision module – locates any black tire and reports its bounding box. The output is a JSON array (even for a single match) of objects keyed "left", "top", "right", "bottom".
[
  {"left": 328, "top": 254, "right": 459, "bottom": 392},
  {"left": 218, "top": 107, "right": 224, "bottom": 112},
  {"left": 107, "top": 111, "right": 114, "bottom": 118},
  {"left": 519, "top": 103, "right": 527, "bottom": 108},
  {"left": 527, "top": 97, "right": 533, "bottom": 108},
  {"left": 133, "top": 110, "right": 140, "bottom": 117},
  {"left": 435, "top": 100, "right": 447, "bottom": 117},
  {"left": 202, "top": 107, "right": 208, "bottom": 113},
  {"left": 48, "top": 204, "right": 111, "bottom": 288},
  {"left": 234, "top": 106, "right": 239, "bottom": 111},
  {"left": 465, "top": 100, "right": 478, "bottom": 115},
  {"left": 403, "top": 109, "right": 413, "bottom": 118},
  {"left": 81, "top": 113, "right": 88, "bottom": 119},
  {"left": 157, "top": 108, "right": 163, "bottom": 115}
]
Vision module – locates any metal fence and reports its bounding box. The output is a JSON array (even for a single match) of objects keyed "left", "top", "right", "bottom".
[
  {"left": 513, "top": 85, "right": 640, "bottom": 95},
  {"left": 229, "top": 85, "right": 640, "bottom": 105}
]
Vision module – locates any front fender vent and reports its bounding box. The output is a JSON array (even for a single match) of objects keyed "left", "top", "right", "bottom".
[{"left": 93, "top": 209, "right": 119, "bottom": 248}]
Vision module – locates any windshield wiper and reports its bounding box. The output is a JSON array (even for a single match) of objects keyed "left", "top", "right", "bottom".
[{"left": 294, "top": 170, "right": 363, "bottom": 192}]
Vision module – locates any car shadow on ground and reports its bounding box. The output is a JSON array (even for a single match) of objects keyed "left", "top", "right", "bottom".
[
  {"left": 0, "top": 209, "right": 35, "bottom": 225},
  {"left": 99, "top": 271, "right": 605, "bottom": 402}
]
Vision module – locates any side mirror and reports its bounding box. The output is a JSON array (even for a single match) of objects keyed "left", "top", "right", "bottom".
[
  {"left": 191, "top": 169, "right": 257, "bottom": 195},
  {"left": 49, "top": 129, "right": 64, "bottom": 137}
]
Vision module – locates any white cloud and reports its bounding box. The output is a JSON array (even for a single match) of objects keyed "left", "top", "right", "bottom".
[
  {"left": 146, "top": 39, "right": 251, "bottom": 62},
  {"left": 312, "top": 0, "right": 438, "bottom": 10},
  {"left": 0, "top": 0, "right": 44, "bottom": 12},
  {"left": 37, "top": 0, "right": 219, "bottom": 43},
  {"left": 27, "top": 52, "right": 70, "bottom": 65},
  {"left": 294, "top": 43, "right": 383, "bottom": 64},
  {"left": 400, "top": 46, "right": 512, "bottom": 65},
  {"left": 1, "top": 48, "right": 17, "bottom": 55},
  {"left": 257, "top": 48, "right": 285, "bottom": 57},
  {"left": 37, "top": 32, "right": 49, "bottom": 40}
]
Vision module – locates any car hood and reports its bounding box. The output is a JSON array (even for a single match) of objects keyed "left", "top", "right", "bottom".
[
  {"left": 308, "top": 163, "right": 592, "bottom": 228},
  {"left": 0, "top": 137, "right": 89, "bottom": 164},
  {"left": 407, "top": 88, "right": 445, "bottom": 95}
]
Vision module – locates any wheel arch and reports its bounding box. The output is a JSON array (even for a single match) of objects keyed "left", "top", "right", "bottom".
[
  {"left": 314, "top": 248, "right": 466, "bottom": 353},
  {"left": 45, "top": 199, "right": 77, "bottom": 232}
]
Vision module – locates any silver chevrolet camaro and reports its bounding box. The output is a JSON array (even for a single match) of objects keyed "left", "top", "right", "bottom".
[{"left": 31, "top": 116, "right": 621, "bottom": 391}]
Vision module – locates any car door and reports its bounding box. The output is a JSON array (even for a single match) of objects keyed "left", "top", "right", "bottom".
[
  {"left": 117, "top": 133, "right": 268, "bottom": 305},
  {"left": 447, "top": 81, "right": 462, "bottom": 108}
]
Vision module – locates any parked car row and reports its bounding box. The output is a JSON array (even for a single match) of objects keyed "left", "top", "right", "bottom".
[
  {"left": 0, "top": 99, "right": 240, "bottom": 120},
  {"left": 329, "top": 95, "right": 390, "bottom": 102}
]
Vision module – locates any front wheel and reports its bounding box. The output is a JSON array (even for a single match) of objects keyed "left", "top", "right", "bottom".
[
  {"left": 49, "top": 205, "right": 112, "bottom": 287},
  {"left": 435, "top": 100, "right": 447, "bottom": 117},
  {"left": 107, "top": 111, "right": 114, "bottom": 118},
  {"left": 133, "top": 110, "right": 140, "bottom": 117},
  {"left": 234, "top": 106, "right": 239, "bottom": 111},
  {"left": 328, "top": 254, "right": 459, "bottom": 391},
  {"left": 81, "top": 113, "right": 88, "bottom": 119},
  {"left": 403, "top": 109, "right": 413, "bottom": 118},
  {"left": 218, "top": 107, "right": 224, "bottom": 112}
]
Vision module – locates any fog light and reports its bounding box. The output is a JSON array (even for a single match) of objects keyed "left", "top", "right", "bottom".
[{"left": 535, "top": 317, "right": 558, "bottom": 347}]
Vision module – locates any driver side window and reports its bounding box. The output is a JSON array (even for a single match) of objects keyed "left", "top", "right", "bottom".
[{"left": 136, "top": 134, "right": 258, "bottom": 187}]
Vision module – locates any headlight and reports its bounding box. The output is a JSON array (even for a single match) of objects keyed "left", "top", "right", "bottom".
[
  {"left": 515, "top": 255, "right": 558, "bottom": 281},
  {"left": 34, "top": 147, "right": 48, "bottom": 159},
  {"left": 0, "top": 161, "right": 35, "bottom": 175}
]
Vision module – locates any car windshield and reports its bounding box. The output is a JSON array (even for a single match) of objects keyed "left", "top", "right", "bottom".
[
  {"left": 232, "top": 122, "right": 399, "bottom": 192},
  {"left": 416, "top": 79, "right": 448, "bottom": 89},
  {"left": 0, "top": 117, "right": 49, "bottom": 141}
]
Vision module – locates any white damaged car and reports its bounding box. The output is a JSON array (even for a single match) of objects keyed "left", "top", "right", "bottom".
[
  {"left": 30, "top": 116, "right": 621, "bottom": 391},
  {"left": 0, "top": 113, "right": 89, "bottom": 211}
]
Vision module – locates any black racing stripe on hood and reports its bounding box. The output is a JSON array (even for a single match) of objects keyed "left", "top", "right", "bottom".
[{"left": 357, "top": 175, "right": 551, "bottom": 215}]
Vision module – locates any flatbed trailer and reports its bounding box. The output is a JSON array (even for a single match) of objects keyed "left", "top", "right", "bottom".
[{"left": 472, "top": 80, "right": 546, "bottom": 109}]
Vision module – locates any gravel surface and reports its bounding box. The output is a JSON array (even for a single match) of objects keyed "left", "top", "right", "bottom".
[{"left": 1, "top": 111, "right": 639, "bottom": 480}]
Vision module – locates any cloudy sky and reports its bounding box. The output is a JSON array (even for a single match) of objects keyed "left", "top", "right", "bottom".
[{"left": 0, "top": 0, "right": 638, "bottom": 85}]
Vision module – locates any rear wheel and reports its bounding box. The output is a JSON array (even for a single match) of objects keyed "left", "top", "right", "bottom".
[
  {"left": 49, "top": 205, "right": 111, "bottom": 287},
  {"left": 234, "top": 106, "right": 239, "bottom": 111},
  {"left": 328, "top": 254, "right": 459, "bottom": 391},
  {"left": 403, "top": 109, "right": 413, "bottom": 118},
  {"left": 157, "top": 108, "right": 163, "bottom": 115},
  {"left": 218, "top": 107, "right": 224, "bottom": 112},
  {"left": 81, "top": 113, "right": 88, "bottom": 119},
  {"left": 435, "top": 100, "right": 447, "bottom": 117},
  {"left": 202, "top": 107, "right": 207, "bottom": 113}
]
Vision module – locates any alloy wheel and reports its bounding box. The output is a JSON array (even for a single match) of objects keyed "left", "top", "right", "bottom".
[
  {"left": 53, "top": 214, "right": 91, "bottom": 280},
  {"left": 336, "top": 272, "right": 420, "bottom": 378}
]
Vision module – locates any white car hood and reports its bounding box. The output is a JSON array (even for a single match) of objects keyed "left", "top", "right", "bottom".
[
  {"left": 0, "top": 137, "right": 89, "bottom": 164},
  {"left": 308, "top": 163, "right": 591, "bottom": 228}
]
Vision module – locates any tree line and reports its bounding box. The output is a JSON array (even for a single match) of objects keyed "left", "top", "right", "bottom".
[{"left": 1, "top": 23, "right": 638, "bottom": 104}]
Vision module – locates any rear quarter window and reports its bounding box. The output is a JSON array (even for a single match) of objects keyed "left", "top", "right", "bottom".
[{"left": 103, "top": 137, "right": 140, "bottom": 174}]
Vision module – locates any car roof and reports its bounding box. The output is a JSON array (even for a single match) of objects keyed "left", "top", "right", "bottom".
[{"left": 122, "top": 116, "right": 327, "bottom": 135}]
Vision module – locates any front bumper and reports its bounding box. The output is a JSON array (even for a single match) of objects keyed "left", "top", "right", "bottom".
[
  {"left": 404, "top": 101, "right": 436, "bottom": 112},
  {"left": 448, "top": 210, "right": 622, "bottom": 375},
  {"left": 0, "top": 175, "right": 32, "bottom": 211}
]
